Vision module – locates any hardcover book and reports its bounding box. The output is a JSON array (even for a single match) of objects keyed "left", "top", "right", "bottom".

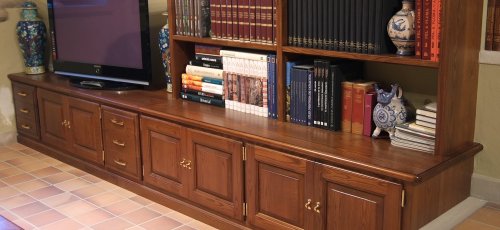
[{"left": 351, "top": 81, "right": 375, "bottom": 135}]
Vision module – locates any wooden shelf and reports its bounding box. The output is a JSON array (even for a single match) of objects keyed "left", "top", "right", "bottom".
[
  {"left": 172, "top": 35, "right": 277, "bottom": 52},
  {"left": 283, "top": 46, "right": 439, "bottom": 68}
]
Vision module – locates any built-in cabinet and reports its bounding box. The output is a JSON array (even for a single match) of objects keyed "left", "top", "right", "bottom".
[
  {"left": 12, "top": 82, "right": 39, "bottom": 140},
  {"left": 37, "top": 88, "right": 103, "bottom": 165}
]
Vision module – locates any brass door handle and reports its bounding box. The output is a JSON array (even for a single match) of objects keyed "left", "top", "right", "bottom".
[
  {"left": 17, "top": 92, "right": 27, "bottom": 97},
  {"left": 21, "top": 124, "right": 31, "bottom": 130},
  {"left": 61, "top": 120, "right": 68, "bottom": 127},
  {"left": 112, "top": 139, "right": 125, "bottom": 147},
  {"left": 180, "top": 158, "right": 186, "bottom": 166},
  {"left": 185, "top": 160, "right": 192, "bottom": 170},
  {"left": 313, "top": 202, "right": 321, "bottom": 213},
  {"left": 305, "top": 199, "right": 312, "bottom": 210},
  {"left": 110, "top": 118, "right": 124, "bottom": 126},
  {"left": 19, "top": 108, "right": 29, "bottom": 114},
  {"left": 114, "top": 159, "right": 127, "bottom": 167},
  {"left": 66, "top": 121, "right": 71, "bottom": 129}
]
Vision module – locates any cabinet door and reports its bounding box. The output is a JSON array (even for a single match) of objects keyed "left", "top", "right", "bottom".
[
  {"left": 185, "top": 129, "right": 244, "bottom": 221},
  {"left": 246, "top": 144, "right": 315, "bottom": 230},
  {"left": 141, "top": 116, "right": 188, "bottom": 198},
  {"left": 38, "top": 89, "right": 69, "bottom": 149},
  {"left": 66, "top": 97, "right": 103, "bottom": 164},
  {"left": 314, "top": 164, "right": 402, "bottom": 230}
]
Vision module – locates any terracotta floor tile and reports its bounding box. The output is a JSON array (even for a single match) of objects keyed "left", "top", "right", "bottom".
[
  {"left": 28, "top": 185, "right": 65, "bottom": 199},
  {"left": 91, "top": 217, "right": 134, "bottom": 230},
  {"left": 0, "top": 162, "right": 10, "bottom": 170},
  {"left": 26, "top": 152, "right": 48, "bottom": 160},
  {"left": 103, "top": 199, "right": 142, "bottom": 216},
  {"left": 38, "top": 218, "right": 83, "bottom": 230},
  {"left": 0, "top": 210, "right": 18, "bottom": 222},
  {"left": 140, "top": 216, "right": 182, "bottom": 230},
  {"left": 1, "top": 173, "right": 36, "bottom": 185},
  {"left": 94, "top": 180, "right": 119, "bottom": 191},
  {"left": 0, "top": 146, "right": 12, "bottom": 153},
  {"left": 41, "top": 157, "right": 62, "bottom": 166},
  {"left": 19, "top": 148, "right": 40, "bottom": 155},
  {"left": 73, "top": 208, "right": 114, "bottom": 226},
  {"left": 55, "top": 199, "right": 98, "bottom": 217},
  {"left": 86, "top": 191, "right": 126, "bottom": 207},
  {"left": 71, "top": 185, "right": 106, "bottom": 199},
  {"left": 67, "top": 168, "right": 87, "bottom": 177},
  {"left": 0, "top": 186, "right": 20, "bottom": 199},
  {"left": 14, "top": 179, "right": 49, "bottom": 193},
  {"left": 166, "top": 211, "right": 196, "bottom": 224},
  {"left": 469, "top": 206, "right": 500, "bottom": 227},
  {"left": 5, "top": 143, "right": 30, "bottom": 151},
  {"left": 0, "top": 194, "right": 36, "bottom": 209},
  {"left": 16, "top": 161, "right": 50, "bottom": 172},
  {"left": 4, "top": 156, "right": 36, "bottom": 166},
  {"left": 81, "top": 174, "right": 102, "bottom": 183},
  {"left": 454, "top": 219, "right": 500, "bottom": 230},
  {"left": 40, "top": 192, "right": 81, "bottom": 208},
  {"left": 120, "top": 207, "right": 161, "bottom": 225},
  {"left": 0, "top": 151, "right": 21, "bottom": 161},
  {"left": 0, "top": 181, "right": 6, "bottom": 188},
  {"left": 186, "top": 220, "right": 218, "bottom": 230},
  {"left": 112, "top": 188, "right": 138, "bottom": 198},
  {"left": 126, "top": 226, "right": 146, "bottom": 230},
  {"left": 11, "top": 201, "right": 50, "bottom": 217},
  {"left": 42, "top": 172, "right": 77, "bottom": 184},
  {"left": 24, "top": 209, "right": 67, "bottom": 227},
  {"left": 54, "top": 177, "right": 92, "bottom": 192},
  {"left": 146, "top": 203, "right": 174, "bottom": 215},
  {"left": 0, "top": 167, "right": 23, "bottom": 179},
  {"left": 176, "top": 225, "right": 197, "bottom": 230},
  {"left": 12, "top": 218, "right": 35, "bottom": 230},
  {"left": 30, "top": 166, "right": 62, "bottom": 178},
  {"left": 130, "top": 196, "right": 153, "bottom": 206}
]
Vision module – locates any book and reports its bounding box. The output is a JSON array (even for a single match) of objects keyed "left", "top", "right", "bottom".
[
  {"left": 494, "top": 0, "right": 500, "bottom": 50},
  {"left": 486, "top": 0, "right": 497, "bottom": 50},
  {"left": 351, "top": 81, "right": 375, "bottom": 135},
  {"left": 391, "top": 137, "right": 434, "bottom": 153},
  {"left": 414, "top": 0, "right": 423, "bottom": 57},
  {"left": 363, "top": 92, "right": 376, "bottom": 136},
  {"left": 422, "top": 0, "right": 432, "bottom": 59},
  {"left": 408, "top": 122, "right": 436, "bottom": 135},
  {"left": 181, "top": 92, "right": 225, "bottom": 107},
  {"left": 195, "top": 53, "right": 223, "bottom": 63},
  {"left": 186, "top": 65, "right": 224, "bottom": 78},
  {"left": 395, "top": 129, "right": 435, "bottom": 145},
  {"left": 182, "top": 88, "right": 224, "bottom": 100},
  {"left": 182, "top": 74, "right": 224, "bottom": 85},
  {"left": 189, "top": 60, "right": 223, "bottom": 69},
  {"left": 424, "top": 101, "right": 437, "bottom": 111},
  {"left": 416, "top": 120, "right": 436, "bottom": 129},
  {"left": 416, "top": 108, "right": 436, "bottom": 118},
  {"left": 195, "top": 44, "right": 221, "bottom": 55},
  {"left": 286, "top": 61, "right": 299, "bottom": 121},
  {"left": 416, "top": 114, "right": 436, "bottom": 124},
  {"left": 341, "top": 81, "right": 354, "bottom": 132},
  {"left": 395, "top": 123, "right": 436, "bottom": 139}
]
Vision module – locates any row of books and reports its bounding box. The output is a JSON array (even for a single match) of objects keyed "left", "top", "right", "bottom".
[
  {"left": 391, "top": 102, "right": 437, "bottom": 154},
  {"left": 207, "top": 0, "right": 278, "bottom": 43},
  {"left": 415, "top": 0, "right": 442, "bottom": 61},
  {"left": 175, "top": 0, "right": 211, "bottom": 37},
  {"left": 485, "top": 0, "right": 500, "bottom": 51},
  {"left": 286, "top": 60, "right": 363, "bottom": 131},
  {"left": 287, "top": 0, "right": 398, "bottom": 54}
]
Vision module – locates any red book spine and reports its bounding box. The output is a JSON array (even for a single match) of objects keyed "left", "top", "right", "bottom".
[
  {"left": 227, "top": 0, "right": 233, "bottom": 39},
  {"left": 493, "top": 0, "right": 500, "bottom": 50},
  {"left": 430, "top": 0, "right": 439, "bottom": 62},
  {"left": 422, "top": 0, "right": 432, "bottom": 60},
  {"left": 256, "top": 0, "right": 262, "bottom": 42},
  {"left": 341, "top": 82, "right": 353, "bottom": 133},
  {"left": 363, "top": 92, "right": 376, "bottom": 137},
  {"left": 214, "top": 0, "right": 221, "bottom": 38},
  {"left": 414, "top": 0, "right": 423, "bottom": 58},
  {"left": 232, "top": 0, "right": 239, "bottom": 40},
  {"left": 243, "top": 0, "right": 250, "bottom": 41},
  {"left": 264, "top": 0, "right": 272, "bottom": 43},
  {"left": 220, "top": 0, "right": 227, "bottom": 38},
  {"left": 249, "top": 0, "right": 257, "bottom": 41},
  {"left": 486, "top": 0, "right": 496, "bottom": 50},
  {"left": 272, "top": 0, "right": 277, "bottom": 44},
  {"left": 434, "top": 0, "right": 441, "bottom": 62},
  {"left": 238, "top": 0, "right": 246, "bottom": 41},
  {"left": 351, "top": 83, "right": 374, "bottom": 135}
]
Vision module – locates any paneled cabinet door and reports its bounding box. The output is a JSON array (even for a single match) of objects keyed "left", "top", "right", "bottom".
[
  {"left": 66, "top": 97, "right": 103, "bottom": 165},
  {"left": 246, "top": 144, "right": 315, "bottom": 230},
  {"left": 185, "top": 128, "right": 244, "bottom": 221},
  {"left": 314, "top": 163, "right": 402, "bottom": 230},
  {"left": 37, "top": 89, "right": 70, "bottom": 150},
  {"left": 140, "top": 116, "right": 188, "bottom": 198}
]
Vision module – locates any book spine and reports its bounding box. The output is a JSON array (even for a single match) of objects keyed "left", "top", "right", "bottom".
[
  {"left": 306, "top": 0, "right": 313, "bottom": 48},
  {"left": 355, "top": 0, "right": 363, "bottom": 53},
  {"left": 195, "top": 44, "right": 221, "bottom": 55},
  {"left": 373, "top": 0, "right": 381, "bottom": 53},
  {"left": 341, "top": 81, "right": 353, "bottom": 133},
  {"left": 186, "top": 65, "right": 224, "bottom": 78},
  {"left": 191, "top": 0, "right": 196, "bottom": 36},
  {"left": 430, "top": 0, "right": 437, "bottom": 61},
  {"left": 313, "top": 0, "right": 319, "bottom": 48},
  {"left": 367, "top": 0, "right": 375, "bottom": 53},
  {"left": 351, "top": 83, "right": 371, "bottom": 135},
  {"left": 190, "top": 60, "right": 223, "bottom": 69},
  {"left": 288, "top": 0, "right": 294, "bottom": 45},
  {"left": 349, "top": 0, "right": 356, "bottom": 52},
  {"left": 272, "top": 0, "right": 277, "bottom": 44},
  {"left": 264, "top": 0, "right": 272, "bottom": 43},
  {"left": 322, "top": 60, "right": 329, "bottom": 128},
  {"left": 195, "top": 53, "right": 223, "bottom": 63},
  {"left": 195, "top": 0, "right": 200, "bottom": 37},
  {"left": 494, "top": 0, "right": 500, "bottom": 50},
  {"left": 313, "top": 60, "right": 320, "bottom": 127},
  {"left": 307, "top": 68, "right": 313, "bottom": 126},
  {"left": 176, "top": 0, "right": 182, "bottom": 35},
  {"left": 226, "top": 0, "right": 233, "bottom": 39},
  {"left": 256, "top": 0, "right": 262, "bottom": 42},
  {"left": 290, "top": 68, "right": 297, "bottom": 123},
  {"left": 221, "top": 0, "right": 228, "bottom": 38},
  {"left": 201, "top": 0, "right": 211, "bottom": 37},
  {"left": 363, "top": 92, "right": 376, "bottom": 136},
  {"left": 181, "top": 92, "right": 225, "bottom": 107},
  {"left": 231, "top": 0, "right": 239, "bottom": 39},
  {"left": 329, "top": 0, "right": 336, "bottom": 50},
  {"left": 220, "top": 50, "right": 267, "bottom": 61},
  {"left": 243, "top": 0, "right": 251, "bottom": 41},
  {"left": 486, "top": 0, "right": 497, "bottom": 50},
  {"left": 340, "top": 0, "right": 347, "bottom": 51},
  {"left": 296, "top": 0, "right": 303, "bottom": 46},
  {"left": 434, "top": 0, "right": 441, "bottom": 62},
  {"left": 213, "top": 0, "right": 221, "bottom": 38},
  {"left": 249, "top": 0, "right": 257, "bottom": 42},
  {"left": 414, "top": 0, "right": 423, "bottom": 57},
  {"left": 238, "top": 0, "right": 246, "bottom": 41},
  {"left": 422, "top": 0, "right": 432, "bottom": 59},
  {"left": 361, "top": 0, "right": 368, "bottom": 53},
  {"left": 183, "top": 88, "right": 224, "bottom": 99}
]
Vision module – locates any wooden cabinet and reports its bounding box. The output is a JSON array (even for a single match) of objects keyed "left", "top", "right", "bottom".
[
  {"left": 141, "top": 115, "right": 244, "bottom": 221},
  {"left": 247, "top": 144, "right": 402, "bottom": 230},
  {"left": 12, "top": 82, "right": 39, "bottom": 139},
  {"left": 38, "top": 88, "right": 103, "bottom": 165},
  {"left": 102, "top": 106, "right": 141, "bottom": 181}
]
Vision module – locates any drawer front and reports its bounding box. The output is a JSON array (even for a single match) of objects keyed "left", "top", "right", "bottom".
[
  {"left": 12, "top": 83, "right": 36, "bottom": 105},
  {"left": 13, "top": 99, "right": 37, "bottom": 121},
  {"left": 16, "top": 116, "right": 39, "bottom": 140},
  {"left": 105, "top": 148, "right": 140, "bottom": 180},
  {"left": 103, "top": 129, "right": 137, "bottom": 155},
  {"left": 102, "top": 107, "right": 137, "bottom": 132}
]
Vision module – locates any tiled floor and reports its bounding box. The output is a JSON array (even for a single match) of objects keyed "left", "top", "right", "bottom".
[
  {"left": 454, "top": 204, "right": 500, "bottom": 230},
  {"left": 0, "top": 143, "right": 217, "bottom": 230}
]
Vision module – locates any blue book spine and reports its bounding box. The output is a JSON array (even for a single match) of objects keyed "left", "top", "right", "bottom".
[
  {"left": 181, "top": 92, "right": 225, "bottom": 107},
  {"left": 201, "top": 76, "right": 223, "bottom": 85},
  {"left": 267, "top": 55, "right": 272, "bottom": 118},
  {"left": 272, "top": 54, "right": 277, "bottom": 119},
  {"left": 286, "top": 61, "right": 297, "bottom": 122},
  {"left": 307, "top": 69, "right": 313, "bottom": 126}
]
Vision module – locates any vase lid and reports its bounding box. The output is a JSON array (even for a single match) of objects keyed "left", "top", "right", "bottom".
[{"left": 21, "top": 1, "right": 37, "bottom": 10}]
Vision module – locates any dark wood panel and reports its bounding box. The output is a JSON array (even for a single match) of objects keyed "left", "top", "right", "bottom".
[
  {"left": 186, "top": 128, "right": 244, "bottom": 221},
  {"left": 67, "top": 97, "right": 103, "bottom": 165},
  {"left": 15, "top": 116, "right": 39, "bottom": 140},
  {"left": 172, "top": 35, "right": 277, "bottom": 51},
  {"left": 37, "top": 88, "right": 68, "bottom": 149},
  {"left": 140, "top": 115, "right": 188, "bottom": 198},
  {"left": 12, "top": 82, "right": 36, "bottom": 105},
  {"left": 246, "top": 144, "right": 314, "bottom": 230}
]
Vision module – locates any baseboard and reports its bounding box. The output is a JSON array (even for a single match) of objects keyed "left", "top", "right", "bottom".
[
  {"left": 471, "top": 173, "right": 500, "bottom": 204},
  {"left": 419, "top": 197, "right": 487, "bottom": 230},
  {"left": 0, "top": 131, "right": 17, "bottom": 145}
]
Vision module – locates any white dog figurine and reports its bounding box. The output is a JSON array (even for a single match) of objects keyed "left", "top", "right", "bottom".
[{"left": 0, "top": 0, "right": 24, "bottom": 22}]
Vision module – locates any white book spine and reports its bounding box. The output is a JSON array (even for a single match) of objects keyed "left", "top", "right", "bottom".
[
  {"left": 185, "top": 65, "right": 224, "bottom": 79},
  {"left": 220, "top": 50, "right": 268, "bottom": 61}
]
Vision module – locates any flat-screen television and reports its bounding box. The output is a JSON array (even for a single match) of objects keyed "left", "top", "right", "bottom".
[{"left": 47, "top": 0, "right": 152, "bottom": 89}]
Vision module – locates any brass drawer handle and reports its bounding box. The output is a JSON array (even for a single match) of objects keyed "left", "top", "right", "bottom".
[
  {"left": 110, "top": 118, "right": 124, "bottom": 126},
  {"left": 21, "top": 124, "right": 31, "bottom": 130},
  {"left": 113, "top": 159, "right": 127, "bottom": 167},
  {"left": 17, "top": 92, "right": 28, "bottom": 97},
  {"left": 112, "top": 139, "right": 125, "bottom": 147},
  {"left": 19, "top": 108, "right": 29, "bottom": 114}
]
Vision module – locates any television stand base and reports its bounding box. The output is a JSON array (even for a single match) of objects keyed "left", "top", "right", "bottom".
[{"left": 70, "top": 78, "right": 139, "bottom": 90}]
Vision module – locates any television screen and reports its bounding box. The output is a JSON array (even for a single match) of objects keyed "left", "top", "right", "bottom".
[{"left": 48, "top": 0, "right": 152, "bottom": 87}]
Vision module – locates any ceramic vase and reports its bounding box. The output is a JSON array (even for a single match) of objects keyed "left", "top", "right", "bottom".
[
  {"left": 16, "top": 1, "right": 46, "bottom": 74},
  {"left": 387, "top": 0, "right": 415, "bottom": 56},
  {"left": 372, "top": 84, "right": 409, "bottom": 137},
  {"left": 158, "top": 11, "right": 172, "bottom": 92}
]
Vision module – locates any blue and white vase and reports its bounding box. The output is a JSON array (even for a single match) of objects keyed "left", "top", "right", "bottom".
[
  {"left": 387, "top": 0, "right": 415, "bottom": 56},
  {"left": 372, "top": 84, "right": 410, "bottom": 137},
  {"left": 158, "top": 11, "right": 172, "bottom": 92},
  {"left": 16, "top": 1, "right": 46, "bottom": 74}
]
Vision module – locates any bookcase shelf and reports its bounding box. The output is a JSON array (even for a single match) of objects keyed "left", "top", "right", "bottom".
[
  {"left": 282, "top": 46, "right": 440, "bottom": 68},
  {"left": 172, "top": 35, "right": 277, "bottom": 51}
]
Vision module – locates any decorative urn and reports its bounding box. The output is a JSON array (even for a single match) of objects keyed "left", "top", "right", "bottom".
[
  {"left": 16, "top": 1, "right": 46, "bottom": 74},
  {"left": 387, "top": 0, "right": 416, "bottom": 56},
  {"left": 158, "top": 11, "right": 172, "bottom": 92},
  {"left": 372, "top": 84, "right": 410, "bottom": 137}
]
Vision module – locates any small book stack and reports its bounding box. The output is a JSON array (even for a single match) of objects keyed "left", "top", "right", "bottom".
[{"left": 391, "top": 102, "right": 437, "bottom": 154}]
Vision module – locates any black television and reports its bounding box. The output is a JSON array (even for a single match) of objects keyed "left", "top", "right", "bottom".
[{"left": 47, "top": 0, "right": 153, "bottom": 89}]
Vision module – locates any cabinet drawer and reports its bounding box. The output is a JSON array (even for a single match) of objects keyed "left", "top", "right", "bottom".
[
  {"left": 12, "top": 83, "right": 36, "bottom": 105},
  {"left": 13, "top": 99, "right": 37, "bottom": 120},
  {"left": 105, "top": 148, "right": 140, "bottom": 180},
  {"left": 16, "top": 116, "right": 39, "bottom": 140},
  {"left": 103, "top": 129, "right": 137, "bottom": 155},
  {"left": 102, "top": 107, "right": 137, "bottom": 132}
]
